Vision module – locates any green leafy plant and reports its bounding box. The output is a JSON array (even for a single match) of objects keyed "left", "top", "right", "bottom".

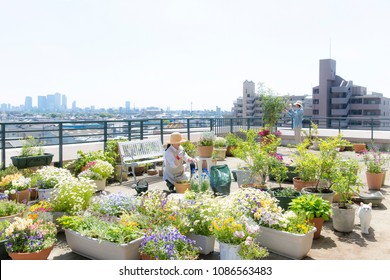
[
  {"left": 198, "top": 131, "right": 215, "bottom": 146},
  {"left": 289, "top": 194, "right": 332, "bottom": 221},
  {"left": 0, "top": 200, "right": 26, "bottom": 217},
  {"left": 19, "top": 136, "right": 44, "bottom": 157},
  {"left": 0, "top": 220, "right": 11, "bottom": 241},
  {"left": 181, "top": 141, "right": 197, "bottom": 158},
  {"left": 363, "top": 148, "right": 389, "bottom": 174},
  {"left": 272, "top": 186, "right": 300, "bottom": 197},
  {"left": 214, "top": 137, "right": 227, "bottom": 148},
  {"left": 72, "top": 150, "right": 108, "bottom": 175},
  {"left": 224, "top": 133, "right": 241, "bottom": 147}
]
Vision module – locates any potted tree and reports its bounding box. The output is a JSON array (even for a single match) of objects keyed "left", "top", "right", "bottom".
[
  {"left": 330, "top": 158, "right": 362, "bottom": 233},
  {"left": 292, "top": 143, "right": 320, "bottom": 191},
  {"left": 289, "top": 194, "right": 332, "bottom": 239},
  {"left": 363, "top": 148, "right": 389, "bottom": 190},
  {"left": 10, "top": 136, "right": 53, "bottom": 169},
  {"left": 224, "top": 133, "right": 240, "bottom": 157}
]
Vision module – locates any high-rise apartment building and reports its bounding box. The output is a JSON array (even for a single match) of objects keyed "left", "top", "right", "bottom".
[
  {"left": 312, "top": 59, "right": 390, "bottom": 128},
  {"left": 24, "top": 96, "right": 33, "bottom": 111},
  {"left": 37, "top": 96, "right": 47, "bottom": 112},
  {"left": 125, "top": 101, "right": 130, "bottom": 113},
  {"left": 72, "top": 101, "right": 77, "bottom": 110},
  {"left": 62, "top": 95, "right": 67, "bottom": 110},
  {"left": 54, "top": 93, "right": 61, "bottom": 109}
]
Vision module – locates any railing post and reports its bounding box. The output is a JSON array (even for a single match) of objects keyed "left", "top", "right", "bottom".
[
  {"left": 187, "top": 119, "right": 190, "bottom": 141},
  {"left": 160, "top": 119, "right": 164, "bottom": 144},
  {"left": 371, "top": 118, "right": 374, "bottom": 142},
  {"left": 127, "top": 121, "right": 132, "bottom": 140},
  {"left": 247, "top": 118, "right": 250, "bottom": 130},
  {"left": 103, "top": 121, "right": 108, "bottom": 151},
  {"left": 140, "top": 121, "right": 144, "bottom": 140},
  {"left": 338, "top": 118, "right": 341, "bottom": 134},
  {"left": 210, "top": 118, "right": 214, "bottom": 132},
  {"left": 308, "top": 117, "right": 312, "bottom": 135},
  {"left": 1, "top": 123, "right": 5, "bottom": 169},
  {"left": 58, "top": 123, "right": 63, "bottom": 168},
  {"left": 230, "top": 118, "right": 233, "bottom": 133}
]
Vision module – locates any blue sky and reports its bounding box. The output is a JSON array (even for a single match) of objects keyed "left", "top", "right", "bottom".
[{"left": 1, "top": 0, "right": 389, "bottom": 111}]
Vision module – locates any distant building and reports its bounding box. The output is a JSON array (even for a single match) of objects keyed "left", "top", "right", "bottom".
[
  {"left": 24, "top": 96, "right": 33, "bottom": 111},
  {"left": 54, "top": 93, "right": 61, "bottom": 109},
  {"left": 62, "top": 95, "right": 67, "bottom": 110},
  {"left": 312, "top": 59, "right": 390, "bottom": 128},
  {"left": 125, "top": 101, "right": 130, "bottom": 113},
  {"left": 72, "top": 101, "right": 77, "bottom": 110},
  {"left": 38, "top": 96, "right": 47, "bottom": 112}
]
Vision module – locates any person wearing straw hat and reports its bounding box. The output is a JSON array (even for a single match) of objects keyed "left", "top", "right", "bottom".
[
  {"left": 163, "top": 132, "right": 195, "bottom": 193},
  {"left": 287, "top": 100, "right": 304, "bottom": 145}
]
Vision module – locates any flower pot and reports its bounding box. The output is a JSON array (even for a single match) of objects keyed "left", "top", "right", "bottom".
[
  {"left": 255, "top": 225, "right": 316, "bottom": 259},
  {"left": 292, "top": 177, "right": 316, "bottom": 192},
  {"left": 64, "top": 229, "right": 144, "bottom": 260},
  {"left": 310, "top": 217, "right": 324, "bottom": 239},
  {"left": 29, "top": 188, "right": 38, "bottom": 200},
  {"left": 140, "top": 253, "right": 155, "bottom": 260},
  {"left": 214, "top": 148, "right": 227, "bottom": 161},
  {"left": 236, "top": 169, "right": 265, "bottom": 187},
  {"left": 158, "top": 169, "right": 163, "bottom": 177},
  {"left": 0, "top": 212, "right": 24, "bottom": 223},
  {"left": 219, "top": 242, "right": 241, "bottom": 260},
  {"left": 271, "top": 188, "right": 301, "bottom": 211},
  {"left": 147, "top": 169, "right": 158, "bottom": 176},
  {"left": 366, "top": 172, "right": 384, "bottom": 190},
  {"left": 301, "top": 187, "right": 335, "bottom": 204},
  {"left": 332, "top": 205, "right": 356, "bottom": 233},
  {"left": 174, "top": 182, "right": 190, "bottom": 193},
  {"left": 10, "top": 153, "right": 54, "bottom": 169},
  {"left": 93, "top": 179, "right": 106, "bottom": 192},
  {"left": 114, "top": 165, "right": 128, "bottom": 181},
  {"left": 8, "top": 246, "right": 54, "bottom": 260},
  {"left": 197, "top": 145, "right": 213, "bottom": 158},
  {"left": 226, "top": 146, "right": 237, "bottom": 157},
  {"left": 353, "top": 143, "right": 366, "bottom": 153},
  {"left": 38, "top": 188, "right": 55, "bottom": 201},
  {"left": 7, "top": 189, "right": 30, "bottom": 204},
  {"left": 188, "top": 233, "right": 216, "bottom": 255}
]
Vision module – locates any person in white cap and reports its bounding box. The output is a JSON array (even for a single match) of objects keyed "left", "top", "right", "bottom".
[
  {"left": 163, "top": 132, "right": 195, "bottom": 193},
  {"left": 287, "top": 100, "right": 304, "bottom": 145}
]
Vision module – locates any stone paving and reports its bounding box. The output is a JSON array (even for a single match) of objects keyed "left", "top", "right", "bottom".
[{"left": 26, "top": 147, "right": 390, "bottom": 260}]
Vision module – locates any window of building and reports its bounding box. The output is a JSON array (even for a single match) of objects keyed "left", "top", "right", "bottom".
[
  {"left": 247, "top": 94, "right": 250, "bottom": 98},
  {"left": 350, "top": 110, "right": 362, "bottom": 115},
  {"left": 351, "top": 98, "right": 362, "bottom": 104},
  {"left": 313, "top": 99, "right": 319, "bottom": 104},
  {"left": 313, "top": 89, "right": 319, "bottom": 94},
  {"left": 313, "top": 109, "right": 319, "bottom": 115}
]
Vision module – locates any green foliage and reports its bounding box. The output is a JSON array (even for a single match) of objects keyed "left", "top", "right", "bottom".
[
  {"left": 258, "top": 83, "right": 289, "bottom": 129},
  {"left": 268, "top": 156, "right": 288, "bottom": 186},
  {"left": 214, "top": 137, "right": 227, "bottom": 148},
  {"left": 0, "top": 165, "right": 19, "bottom": 180},
  {"left": 289, "top": 194, "right": 332, "bottom": 221},
  {"left": 105, "top": 138, "right": 127, "bottom": 166},
  {"left": 224, "top": 133, "right": 241, "bottom": 147},
  {"left": 181, "top": 141, "right": 197, "bottom": 158},
  {"left": 72, "top": 150, "right": 107, "bottom": 175},
  {"left": 272, "top": 186, "right": 300, "bottom": 197},
  {"left": 0, "top": 220, "right": 11, "bottom": 241},
  {"left": 293, "top": 144, "right": 321, "bottom": 182},
  {"left": 19, "top": 136, "right": 44, "bottom": 157},
  {"left": 0, "top": 200, "right": 26, "bottom": 217}
]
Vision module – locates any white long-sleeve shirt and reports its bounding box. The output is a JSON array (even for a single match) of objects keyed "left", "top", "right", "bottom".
[{"left": 163, "top": 145, "right": 192, "bottom": 185}]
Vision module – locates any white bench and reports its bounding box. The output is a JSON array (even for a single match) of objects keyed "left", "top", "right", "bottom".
[{"left": 118, "top": 139, "right": 165, "bottom": 185}]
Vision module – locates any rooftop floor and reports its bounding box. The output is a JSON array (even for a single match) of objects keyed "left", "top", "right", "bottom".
[{"left": 16, "top": 147, "right": 390, "bottom": 260}]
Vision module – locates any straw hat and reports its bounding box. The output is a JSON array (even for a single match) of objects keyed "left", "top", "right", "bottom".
[
  {"left": 167, "top": 132, "right": 188, "bottom": 144},
  {"left": 293, "top": 100, "right": 303, "bottom": 107}
]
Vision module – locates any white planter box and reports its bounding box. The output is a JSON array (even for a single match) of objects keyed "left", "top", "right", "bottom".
[
  {"left": 219, "top": 242, "right": 241, "bottom": 260},
  {"left": 187, "top": 233, "right": 216, "bottom": 255},
  {"left": 64, "top": 229, "right": 144, "bottom": 260},
  {"left": 256, "top": 225, "right": 316, "bottom": 259},
  {"left": 93, "top": 179, "right": 106, "bottom": 192}
]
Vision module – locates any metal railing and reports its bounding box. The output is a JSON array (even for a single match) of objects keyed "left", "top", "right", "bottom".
[{"left": 1, "top": 116, "right": 390, "bottom": 169}]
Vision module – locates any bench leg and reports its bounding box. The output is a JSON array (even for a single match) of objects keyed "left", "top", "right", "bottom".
[{"left": 130, "top": 166, "right": 137, "bottom": 188}]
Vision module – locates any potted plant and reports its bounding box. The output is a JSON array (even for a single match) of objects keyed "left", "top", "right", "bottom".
[
  {"left": 0, "top": 173, "right": 32, "bottom": 203},
  {"left": 174, "top": 179, "right": 190, "bottom": 194},
  {"left": 330, "top": 158, "right": 362, "bottom": 233},
  {"left": 181, "top": 141, "right": 197, "bottom": 158},
  {"left": 4, "top": 217, "right": 57, "bottom": 260},
  {"left": 0, "top": 200, "right": 26, "bottom": 222},
  {"left": 105, "top": 138, "right": 128, "bottom": 182},
  {"left": 139, "top": 226, "right": 200, "bottom": 260},
  {"left": 289, "top": 194, "right": 332, "bottom": 239},
  {"left": 353, "top": 143, "right": 366, "bottom": 153},
  {"left": 271, "top": 186, "right": 301, "bottom": 211},
  {"left": 35, "top": 166, "right": 73, "bottom": 200},
  {"left": 302, "top": 121, "right": 319, "bottom": 150},
  {"left": 224, "top": 133, "right": 240, "bottom": 157},
  {"left": 213, "top": 137, "right": 227, "bottom": 160},
  {"left": 78, "top": 159, "right": 114, "bottom": 191},
  {"left": 228, "top": 189, "right": 316, "bottom": 259},
  {"left": 50, "top": 177, "right": 96, "bottom": 216},
  {"left": 58, "top": 214, "right": 144, "bottom": 260},
  {"left": 259, "top": 85, "right": 289, "bottom": 131},
  {"left": 197, "top": 131, "right": 215, "bottom": 158},
  {"left": 292, "top": 143, "right": 320, "bottom": 191},
  {"left": 0, "top": 220, "right": 11, "bottom": 259},
  {"left": 10, "top": 136, "right": 53, "bottom": 169},
  {"left": 210, "top": 215, "right": 268, "bottom": 260},
  {"left": 179, "top": 191, "right": 220, "bottom": 254},
  {"left": 363, "top": 148, "right": 389, "bottom": 190}
]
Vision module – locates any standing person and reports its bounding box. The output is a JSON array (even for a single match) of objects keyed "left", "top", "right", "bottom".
[
  {"left": 163, "top": 132, "right": 194, "bottom": 193},
  {"left": 287, "top": 100, "right": 304, "bottom": 145}
]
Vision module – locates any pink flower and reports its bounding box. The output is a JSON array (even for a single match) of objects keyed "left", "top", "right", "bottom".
[{"left": 233, "top": 231, "right": 245, "bottom": 239}]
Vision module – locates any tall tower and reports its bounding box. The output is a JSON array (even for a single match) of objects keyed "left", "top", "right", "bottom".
[
  {"left": 242, "top": 80, "right": 256, "bottom": 117},
  {"left": 38, "top": 96, "right": 47, "bottom": 112},
  {"left": 62, "top": 95, "right": 67, "bottom": 110},
  {"left": 318, "top": 59, "right": 336, "bottom": 127},
  {"left": 24, "top": 96, "right": 33, "bottom": 111}
]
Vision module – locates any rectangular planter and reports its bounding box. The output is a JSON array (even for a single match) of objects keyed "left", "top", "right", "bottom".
[
  {"left": 256, "top": 225, "right": 316, "bottom": 259},
  {"left": 64, "top": 229, "right": 144, "bottom": 260},
  {"left": 187, "top": 233, "right": 216, "bottom": 255},
  {"left": 10, "top": 153, "right": 54, "bottom": 169}
]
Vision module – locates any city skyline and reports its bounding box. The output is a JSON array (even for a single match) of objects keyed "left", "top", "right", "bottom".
[{"left": 1, "top": 0, "right": 390, "bottom": 111}]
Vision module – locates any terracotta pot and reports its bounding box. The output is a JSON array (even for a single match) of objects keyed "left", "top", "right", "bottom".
[
  {"left": 226, "top": 146, "right": 237, "bottom": 157},
  {"left": 8, "top": 189, "right": 30, "bottom": 204},
  {"left": 8, "top": 246, "right": 53, "bottom": 260},
  {"left": 197, "top": 145, "right": 213, "bottom": 158},
  {"left": 292, "top": 177, "right": 317, "bottom": 192},
  {"left": 29, "top": 188, "right": 38, "bottom": 200},
  {"left": 158, "top": 169, "right": 163, "bottom": 177},
  {"left": 140, "top": 253, "right": 155, "bottom": 260},
  {"left": 147, "top": 169, "right": 158, "bottom": 176},
  {"left": 174, "top": 182, "right": 190, "bottom": 193},
  {"left": 353, "top": 143, "right": 366, "bottom": 153},
  {"left": 310, "top": 217, "right": 324, "bottom": 239},
  {"left": 366, "top": 172, "right": 384, "bottom": 190}
]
